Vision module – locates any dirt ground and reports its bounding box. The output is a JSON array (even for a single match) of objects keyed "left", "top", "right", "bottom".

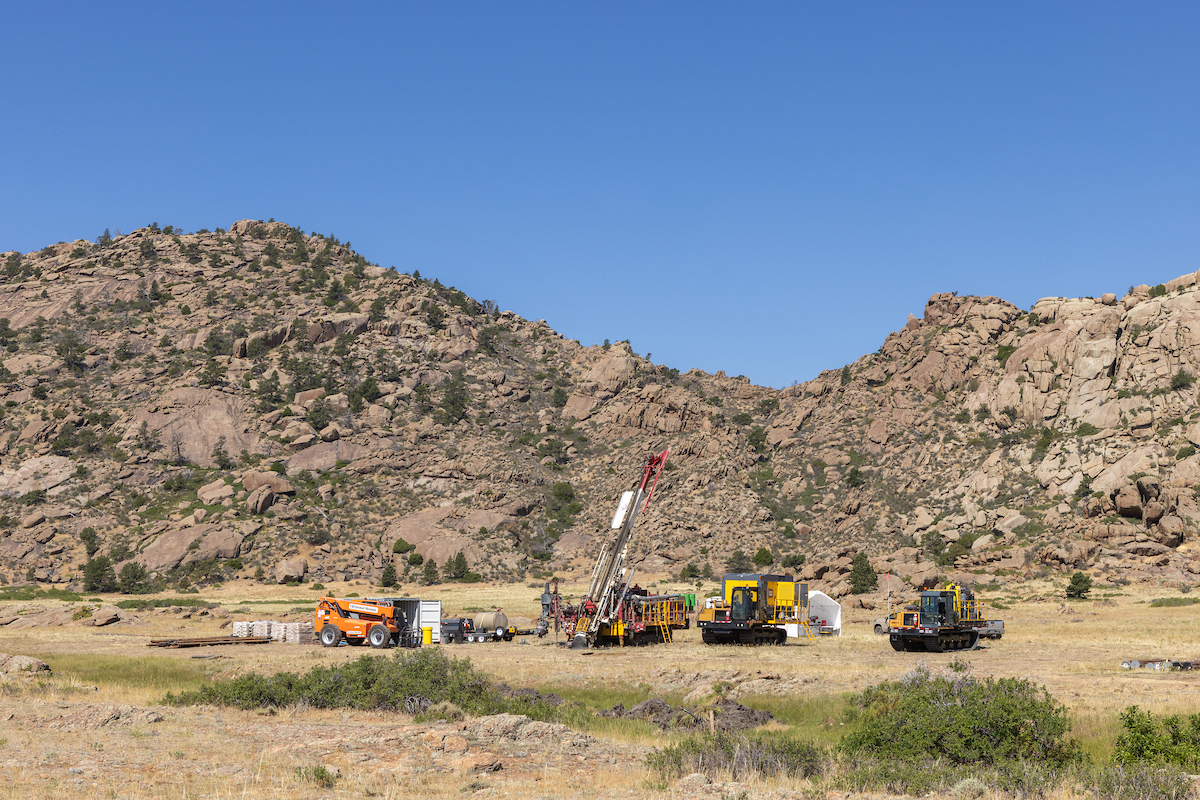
[{"left": 1, "top": 576, "right": 1198, "bottom": 799}]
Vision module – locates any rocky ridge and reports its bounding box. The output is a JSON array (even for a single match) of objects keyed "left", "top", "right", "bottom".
[{"left": 0, "top": 221, "right": 1199, "bottom": 595}]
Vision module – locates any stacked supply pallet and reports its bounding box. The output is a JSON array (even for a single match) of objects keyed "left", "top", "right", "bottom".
[
  {"left": 233, "top": 620, "right": 314, "bottom": 644},
  {"left": 279, "top": 622, "right": 315, "bottom": 644}
]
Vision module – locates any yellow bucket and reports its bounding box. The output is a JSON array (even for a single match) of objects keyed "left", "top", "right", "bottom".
[{"left": 422, "top": 626, "right": 433, "bottom": 645}]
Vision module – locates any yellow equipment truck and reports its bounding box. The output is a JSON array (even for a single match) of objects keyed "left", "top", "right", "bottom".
[
  {"left": 697, "top": 573, "right": 814, "bottom": 645},
  {"left": 886, "top": 582, "right": 1002, "bottom": 652}
]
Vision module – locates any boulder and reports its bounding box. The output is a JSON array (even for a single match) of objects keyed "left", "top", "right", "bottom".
[
  {"left": 135, "top": 528, "right": 202, "bottom": 572},
  {"left": 971, "top": 533, "right": 995, "bottom": 552},
  {"left": 242, "top": 472, "right": 295, "bottom": 494},
  {"left": 994, "top": 512, "right": 1028, "bottom": 534},
  {"left": 275, "top": 558, "right": 307, "bottom": 583},
  {"left": 1113, "top": 485, "right": 1142, "bottom": 518},
  {"left": 198, "top": 479, "right": 234, "bottom": 504},
  {"left": 0, "top": 654, "right": 50, "bottom": 674},
  {"left": 20, "top": 511, "right": 45, "bottom": 529},
  {"left": 246, "top": 486, "right": 275, "bottom": 515},
  {"left": 1137, "top": 476, "right": 1162, "bottom": 502},
  {"left": 1156, "top": 515, "right": 1186, "bottom": 548},
  {"left": 0, "top": 455, "right": 76, "bottom": 498},
  {"left": 295, "top": 388, "right": 326, "bottom": 406},
  {"left": 285, "top": 441, "right": 368, "bottom": 475}
]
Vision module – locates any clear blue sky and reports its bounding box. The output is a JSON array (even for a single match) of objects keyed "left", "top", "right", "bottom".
[{"left": 2, "top": 4, "right": 1198, "bottom": 388}]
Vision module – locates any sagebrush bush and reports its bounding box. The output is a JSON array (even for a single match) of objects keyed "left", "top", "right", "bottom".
[
  {"left": 647, "top": 731, "right": 825, "bottom": 781},
  {"left": 1092, "top": 763, "right": 1195, "bottom": 800},
  {"left": 840, "top": 665, "right": 1080, "bottom": 766},
  {"left": 164, "top": 648, "right": 560, "bottom": 720}
]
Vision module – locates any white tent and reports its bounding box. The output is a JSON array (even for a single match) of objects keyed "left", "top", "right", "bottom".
[{"left": 808, "top": 590, "right": 842, "bottom": 635}]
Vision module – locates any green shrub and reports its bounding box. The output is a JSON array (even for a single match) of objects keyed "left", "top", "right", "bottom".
[
  {"left": 752, "top": 547, "right": 774, "bottom": 567},
  {"left": 392, "top": 538, "right": 415, "bottom": 554},
  {"left": 164, "top": 649, "right": 561, "bottom": 719},
  {"left": 840, "top": 665, "right": 1079, "bottom": 766},
  {"left": 79, "top": 527, "right": 100, "bottom": 557},
  {"left": 1077, "top": 422, "right": 1100, "bottom": 436},
  {"left": 1148, "top": 597, "right": 1200, "bottom": 608},
  {"left": 647, "top": 730, "right": 825, "bottom": 782},
  {"left": 1170, "top": 370, "right": 1194, "bottom": 392},
  {"left": 1092, "top": 762, "right": 1195, "bottom": 800},
  {"left": 1115, "top": 705, "right": 1200, "bottom": 770},
  {"left": 996, "top": 345, "right": 1017, "bottom": 367}
]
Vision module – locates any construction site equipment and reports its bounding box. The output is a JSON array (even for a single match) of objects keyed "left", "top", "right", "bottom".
[
  {"left": 466, "top": 610, "right": 535, "bottom": 642},
  {"left": 148, "top": 636, "right": 272, "bottom": 648},
  {"left": 536, "top": 449, "right": 688, "bottom": 648},
  {"left": 441, "top": 617, "right": 475, "bottom": 644},
  {"left": 698, "top": 573, "right": 814, "bottom": 644},
  {"left": 1122, "top": 657, "right": 1200, "bottom": 671},
  {"left": 886, "top": 583, "right": 1000, "bottom": 652},
  {"left": 314, "top": 596, "right": 420, "bottom": 648},
  {"left": 473, "top": 611, "right": 510, "bottom": 641}
]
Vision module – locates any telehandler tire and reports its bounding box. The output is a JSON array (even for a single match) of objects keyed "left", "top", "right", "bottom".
[
  {"left": 320, "top": 624, "right": 342, "bottom": 647},
  {"left": 368, "top": 624, "right": 391, "bottom": 648}
]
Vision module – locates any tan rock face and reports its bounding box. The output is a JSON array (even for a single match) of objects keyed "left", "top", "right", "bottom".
[{"left": 13, "top": 224, "right": 1200, "bottom": 594}]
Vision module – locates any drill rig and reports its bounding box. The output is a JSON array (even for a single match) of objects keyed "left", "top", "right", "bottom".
[{"left": 564, "top": 448, "right": 685, "bottom": 649}]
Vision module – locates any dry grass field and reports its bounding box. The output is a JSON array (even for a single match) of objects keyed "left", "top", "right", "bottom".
[{"left": 1, "top": 575, "right": 1198, "bottom": 799}]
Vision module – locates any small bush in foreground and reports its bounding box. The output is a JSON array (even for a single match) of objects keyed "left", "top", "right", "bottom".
[
  {"left": 1115, "top": 705, "right": 1200, "bottom": 770},
  {"left": 1093, "top": 763, "right": 1195, "bottom": 800},
  {"left": 840, "top": 665, "right": 1079, "bottom": 766},
  {"left": 647, "top": 731, "right": 825, "bottom": 782},
  {"left": 163, "top": 648, "right": 559, "bottom": 721}
]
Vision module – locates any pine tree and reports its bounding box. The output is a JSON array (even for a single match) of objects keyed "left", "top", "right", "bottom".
[
  {"left": 446, "top": 552, "right": 468, "bottom": 580},
  {"left": 1066, "top": 571, "right": 1092, "bottom": 599},
  {"left": 380, "top": 563, "right": 398, "bottom": 588},
  {"left": 84, "top": 556, "right": 118, "bottom": 592},
  {"left": 422, "top": 559, "right": 439, "bottom": 585},
  {"left": 849, "top": 552, "right": 878, "bottom": 594}
]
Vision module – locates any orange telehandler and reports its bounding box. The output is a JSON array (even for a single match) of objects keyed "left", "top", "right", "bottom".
[{"left": 314, "top": 596, "right": 418, "bottom": 648}]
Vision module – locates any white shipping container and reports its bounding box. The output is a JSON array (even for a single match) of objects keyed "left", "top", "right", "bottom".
[{"left": 419, "top": 600, "right": 442, "bottom": 643}]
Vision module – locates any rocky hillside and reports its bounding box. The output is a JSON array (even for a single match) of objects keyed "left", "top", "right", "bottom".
[{"left": 1, "top": 221, "right": 1199, "bottom": 596}]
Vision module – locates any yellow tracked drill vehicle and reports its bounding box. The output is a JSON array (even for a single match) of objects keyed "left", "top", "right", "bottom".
[
  {"left": 886, "top": 582, "right": 1002, "bottom": 652},
  {"left": 697, "top": 573, "right": 814, "bottom": 645}
]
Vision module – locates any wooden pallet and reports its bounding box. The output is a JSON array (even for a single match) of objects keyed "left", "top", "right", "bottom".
[{"left": 147, "top": 636, "right": 273, "bottom": 649}]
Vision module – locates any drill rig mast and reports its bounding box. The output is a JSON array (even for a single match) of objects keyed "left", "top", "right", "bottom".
[{"left": 571, "top": 448, "right": 670, "bottom": 649}]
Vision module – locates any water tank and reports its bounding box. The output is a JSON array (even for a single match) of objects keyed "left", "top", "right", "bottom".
[{"left": 473, "top": 611, "right": 509, "bottom": 634}]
